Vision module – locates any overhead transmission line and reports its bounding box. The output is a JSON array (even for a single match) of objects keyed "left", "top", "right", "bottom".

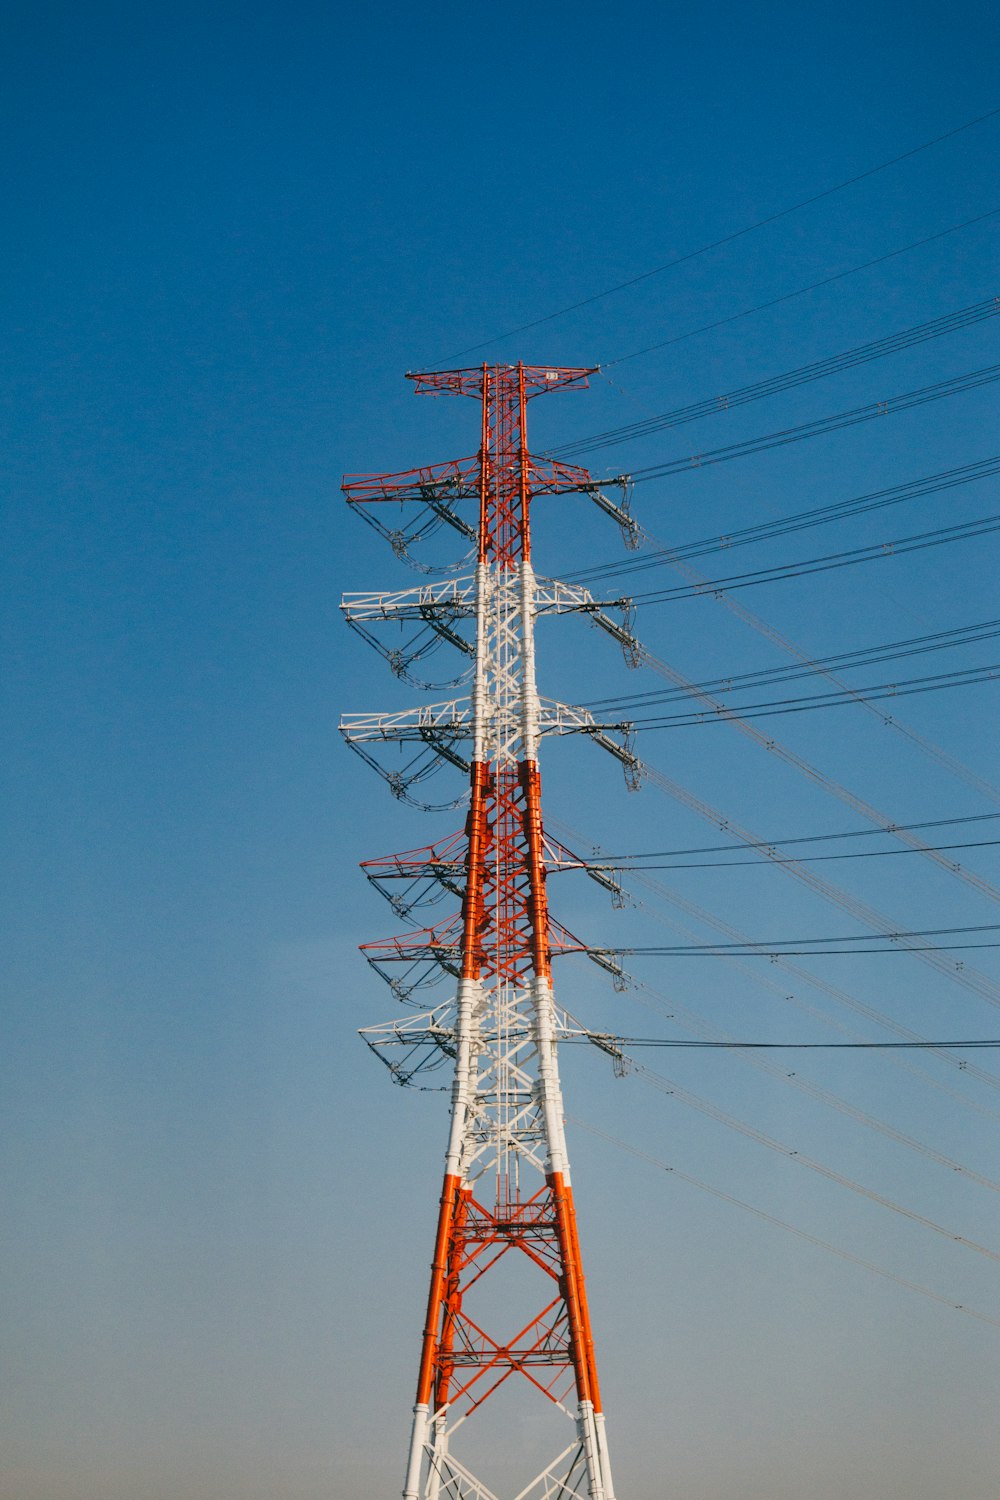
[
  {"left": 604, "top": 634, "right": 1000, "bottom": 906},
  {"left": 548, "top": 295, "right": 1000, "bottom": 459},
  {"left": 578, "top": 518, "right": 1000, "bottom": 914},
  {"left": 424, "top": 105, "right": 1000, "bottom": 365},
  {"left": 604, "top": 661, "right": 1000, "bottom": 731},
  {"left": 630, "top": 761, "right": 1000, "bottom": 1006},
  {"left": 618, "top": 363, "right": 1000, "bottom": 486},
  {"left": 597, "top": 810, "right": 1000, "bottom": 863},
  {"left": 600, "top": 210, "right": 1000, "bottom": 368},
  {"left": 578, "top": 496, "right": 1000, "bottom": 815},
  {"left": 565, "top": 839, "right": 1000, "bottom": 873},
  {"left": 568, "top": 1035, "right": 1000, "bottom": 1049},
  {"left": 568, "top": 456, "right": 1000, "bottom": 583},
  {"left": 555, "top": 843, "right": 1000, "bottom": 1113},
  {"left": 545, "top": 993, "right": 1000, "bottom": 1256},
  {"left": 544, "top": 1006, "right": 1000, "bottom": 1185},
  {"left": 594, "top": 1052, "right": 1000, "bottom": 1266},
  {"left": 609, "top": 510, "right": 1000, "bottom": 604},
  {"left": 569, "top": 1116, "right": 1000, "bottom": 1332},
  {"left": 573, "top": 921, "right": 1000, "bottom": 957},
  {"left": 587, "top": 616, "right": 1000, "bottom": 710},
  {"left": 574, "top": 946, "right": 1000, "bottom": 1142},
  {"left": 555, "top": 850, "right": 1000, "bottom": 1119}
]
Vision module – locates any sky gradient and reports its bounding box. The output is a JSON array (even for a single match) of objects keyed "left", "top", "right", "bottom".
[{"left": 2, "top": 3, "right": 999, "bottom": 1497}]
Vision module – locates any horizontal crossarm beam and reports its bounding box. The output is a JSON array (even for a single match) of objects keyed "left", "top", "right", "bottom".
[
  {"left": 342, "top": 457, "right": 480, "bottom": 505},
  {"left": 340, "top": 698, "right": 632, "bottom": 744},
  {"left": 407, "top": 366, "right": 596, "bottom": 399}
]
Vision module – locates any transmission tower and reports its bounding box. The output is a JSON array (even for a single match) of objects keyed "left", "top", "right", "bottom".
[{"left": 341, "top": 363, "right": 641, "bottom": 1500}]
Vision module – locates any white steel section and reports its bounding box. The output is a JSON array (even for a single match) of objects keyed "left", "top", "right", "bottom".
[
  {"left": 593, "top": 1411, "right": 616, "bottom": 1500},
  {"left": 342, "top": 578, "right": 477, "bottom": 621},
  {"left": 532, "top": 578, "right": 600, "bottom": 613},
  {"left": 511, "top": 1445, "right": 590, "bottom": 1500},
  {"left": 465, "top": 978, "right": 548, "bottom": 1186},
  {"left": 426, "top": 1413, "right": 448, "bottom": 1500},
  {"left": 404, "top": 1405, "right": 431, "bottom": 1500},
  {"left": 340, "top": 700, "right": 471, "bottom": 741},
  {"left": 519, "top": 560, "right": 541, "bottom": 761},
  {"left": 472, "top": 563, "right": 489, "bottom": 763},
  {"left": 425, "top": 1445, "right": 503, "bottom": 1500},
  {"left": 539, "top": 701, "right": 604, "bottom": 735},
  {"left": 575, "top": 1403, "right": 607, "bottom": 1500},
  {"left": 532, "top": 975, "right": 570, "bottom": 1181},
  {"left": 340, "top": 698, "right": 609, "bottom": 745},
  {"left": 340, "top": 574, "right": 595, "bottom": 623},
  {"left": 483, "top": 568, "right": 523, "bottom": 763},
  {"left": 408, "top": 1438, "right": 594, "bottom": 1500},
  {"left": 444, "top": 977, "right": 483, "bottom": 1180}
]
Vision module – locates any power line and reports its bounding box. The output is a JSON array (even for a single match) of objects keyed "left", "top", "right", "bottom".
[
  {"left": 619, "top": 511, "right": 1000, "bottom": 604},
  {"left": 585, "top": 616, "right": 1000, "bottom": 710},
  {"left": 593, "top": 936, "right": 1000, "bottom": 948},
  {"left": 616, "top": 662, "right": 1000, "bottom": 731},
  {"left": 555, "top": 820, "right": 1000, "bottom": 1112},
  {"left": 547, "top": 295, "right": 1000, "bottom": 458},
  {"left": 574, "top": 922, "right": 1000, "bottom": 956},
  {"left": 624, "top": 363, "right": 1000, "bottom": 485},
  {"left": 607, "top": 510, "right": 1000, "bottom": 818},
  {"left": 567, "top": 456, "right": 1000, "bottom": 584},
  {"left": 571, "top": 1035, "right": 1000, "bottom": 1049},
  {"left": 636, "top": 760, "right": 1000, "bottom": 1005},
  {"left": 565, "top": 864, "right": 1000, "bottom": 1116},
  {"left": 596, "top": 810, "right": 1000, "bottom": 861},
  {"left": 562, "top": 838, "right": 1000, "bottom": 873},
  {"left": 569, "top": 1115, "right": 1000, "bottom": 1331},
  {"left": 571, "top": 957, "right": 1000, "bottom": 1182},
  {"left": 481, "top": 1029, "right": 1000, "bottom": 1049},
  {"left": 619, "top": 1058, "right": 1000, "bottom": 1264},
  {"left": 422, "top": 106, "right": 1000, "bottom": 365},
  {"left": 604, "top": 957, "right": 1000, "bottom": 1129},
  {"left": 608, "top": 627, "right": 1000, "bottom": 913},
  {"left": 600, "top": 209, "right": 1000, "bottom": 368}
]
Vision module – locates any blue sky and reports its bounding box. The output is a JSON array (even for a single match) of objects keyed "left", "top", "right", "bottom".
[{"left": 2, "top": 3, "right": 999, "bottom": 1497}]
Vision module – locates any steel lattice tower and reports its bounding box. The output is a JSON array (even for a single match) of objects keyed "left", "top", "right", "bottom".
[{"left": 342, "top": 364, "right": 640, "bottom": 1500}]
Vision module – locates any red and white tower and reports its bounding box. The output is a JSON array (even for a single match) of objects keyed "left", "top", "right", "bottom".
[{"left": 342, "top": 365, "right": 638, "bottom": 1500}]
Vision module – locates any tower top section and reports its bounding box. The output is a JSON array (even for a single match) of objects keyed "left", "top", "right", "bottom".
[
  {"left": 342, "top": 363, "right": 609, "bottom": 572},
  {"left": 406, "top": 363, "right": 597, "bottom": 399}
]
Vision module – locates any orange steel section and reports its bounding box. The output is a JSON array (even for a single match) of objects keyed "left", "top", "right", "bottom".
[
  {"left": 460, "top": 761, "right": 490, "bottom": 979},
  {"left": 550, "top": 1172, "right": 603, "bottom": 1411},
  {"left": 434, "top": 1186, "right": 473, "bottom": 1410},
  {"left": 408, "top": 365, "right": 607, "bottom": 1425},
  {"left": 521, "top": 761, "right": 551, "bottom": 981},
  {"left": 476, "top": 367, "right": 491, "bottom": 566},
  {"left": 518, "top": 367, "right": 531, "bottom": 564},
  {"left": 476, "top": 361, "right": 536, "bottom": 571},
  {"left": 415, "top": 1172, "right": 463, "bottom": 1407}
]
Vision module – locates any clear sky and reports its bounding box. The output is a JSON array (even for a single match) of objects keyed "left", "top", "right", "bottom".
[{"left": 2, "top": 3, "right": 999, "bottom": 1498}]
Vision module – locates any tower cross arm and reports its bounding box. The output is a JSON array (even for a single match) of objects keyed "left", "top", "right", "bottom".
[
  {"left": 342, "top": 456, "right": 480, "bottom": 505},
  {"left": 339, "top": 700, "right": 473, "bottom": 742},
  {"left": 406, "top": 365, "right": 597, "bottom": 399},
  {"left": 524, "top": 456, "right": 605, "bottom": 497},
  {"left": 536, "top": 698, "right": 632, "bottom": 739},
  {"left": 341, "top": 578, "right": 477, "bottom": 622}
]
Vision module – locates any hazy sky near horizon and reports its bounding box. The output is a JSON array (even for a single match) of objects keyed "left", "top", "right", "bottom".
[{"left": 2, "top": 3, "right": 1000, "bottom": 1498}]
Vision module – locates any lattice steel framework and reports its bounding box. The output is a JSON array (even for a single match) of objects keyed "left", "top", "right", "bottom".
[{"left": 342, "top": 364, "right": 636, "bottom": 1500}]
